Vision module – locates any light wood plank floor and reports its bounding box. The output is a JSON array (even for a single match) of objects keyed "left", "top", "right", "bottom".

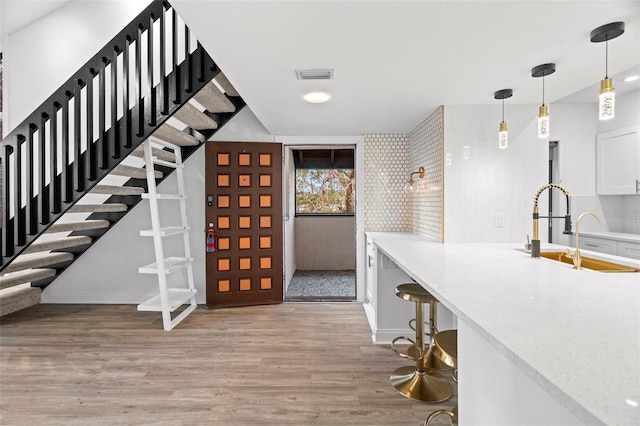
[{"left": 1, "top": 303, "right": 457, "bottom": 425}]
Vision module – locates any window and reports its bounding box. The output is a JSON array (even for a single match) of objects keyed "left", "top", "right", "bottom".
[
  {"left": 292, "top": 148, "right": 355, "bottom": 215},
  {"left": 295, "top": 168, "right": 355, "bottom": 214}
]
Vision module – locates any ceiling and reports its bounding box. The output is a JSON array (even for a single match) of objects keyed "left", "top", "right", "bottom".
[
  {"left": 171, "top": 0, "right": 639, "bottom": 136},
  {"left": 3, "top": 1, "right": 639, "bottom": 136}
]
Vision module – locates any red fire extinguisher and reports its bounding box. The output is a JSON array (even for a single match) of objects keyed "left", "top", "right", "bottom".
[{"left": 206, "top": 228, "right": 217, "bottom": 253}]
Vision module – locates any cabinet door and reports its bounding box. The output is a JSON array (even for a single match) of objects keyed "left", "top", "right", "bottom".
[
  {"left": 617, "top": 241, "right": 640, "bottom": 260},
  {"left": 596, "top": 125, "right": 640, "bottom": 195},
  {"left": 577, "top": 235, "right": 617, "bottom": 255}
]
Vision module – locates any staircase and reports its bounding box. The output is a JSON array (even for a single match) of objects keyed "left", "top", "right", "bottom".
[{"left": 0, "top": 1, "right": 245, "bottom": 316}]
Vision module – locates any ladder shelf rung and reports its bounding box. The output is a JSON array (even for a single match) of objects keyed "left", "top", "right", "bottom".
[
  {"left": 138, "top": 257, "right": 193, "bottom": 274},
  {"left": 151, "top": 157, "right": 183, "bottom": 169},
  {"left": 140, "top": 226, "right": 190, "bottom": 237},
  {"left": 137, "top": 288, "right": 197, "bottom": 312},
  {"left": 141, "top": 193, "right": 187, "bottom": 200}
]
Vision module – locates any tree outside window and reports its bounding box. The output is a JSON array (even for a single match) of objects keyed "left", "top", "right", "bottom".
[{"left": 296, "top": 168, "right": 354, "bottom": 214}]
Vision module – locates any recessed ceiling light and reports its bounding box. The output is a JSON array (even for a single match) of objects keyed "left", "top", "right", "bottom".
[
  {"left": 303, "top": 92, "right": 331, "bottom": 103},
  {"left": 623, "top": 75, "right": 639, "bottom": 82}
]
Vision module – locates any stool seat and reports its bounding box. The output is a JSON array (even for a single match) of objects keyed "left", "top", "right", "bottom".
[
  {"left": 394, "top": 283, "right": 438, "bottom": 304},
  {"left": 432, "top": 330, "right": 457, "bottom": 369}
]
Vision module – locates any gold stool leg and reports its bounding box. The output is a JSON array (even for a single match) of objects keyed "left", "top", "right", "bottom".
[
  {"left": 424, "top": 406, "right": 458, "bottom": 426},
  {"left": 390, "top": 301, "right": 452, "bottom": 402},
  {"left": 423, "top": 300, "right": 453, "bottom": 372},
  {"left": 390, "top": 365, "right": 453, "bottom": 402}
]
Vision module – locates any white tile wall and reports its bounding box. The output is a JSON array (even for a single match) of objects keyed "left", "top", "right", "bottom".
[
  {"left": 408, "top": 107, "right": 444, "bottom": 241},
  {"left": 363, "top": 134, "right": 409, "bottom": 231},
  {"left": 443, "top": 104, "right": 547, "bottom": 243}
]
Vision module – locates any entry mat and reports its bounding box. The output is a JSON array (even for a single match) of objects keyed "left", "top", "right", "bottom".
[{"left": 286, "top": 270, "right": 356, "bottom": 301}]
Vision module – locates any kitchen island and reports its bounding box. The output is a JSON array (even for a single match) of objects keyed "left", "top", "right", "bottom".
[{"left": 365, "top": 232, "right": 639, "bottom": 425}]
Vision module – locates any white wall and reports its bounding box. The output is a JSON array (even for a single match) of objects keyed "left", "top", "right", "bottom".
[
  {"left": 283, "top": 148, "right": 296, "bottom": 288},
  {"left": 294, "top": 216, "right": 355, "bottom": 270},
  {"left": 2, "top": 0, "right": 150, "bottom": 136},
  {"left": 43, "top": 108, "right": 273, "bottom": 303},
  {"left": 443, "top": 105, "right": 548, "bottom": 243}
]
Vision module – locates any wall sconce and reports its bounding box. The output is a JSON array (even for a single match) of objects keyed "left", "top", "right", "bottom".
[
  {"left": 590, "top": 22, "right": 625, "bottom": 120},
  {"left": 531, "top": 63, "right": 556, "bottom": 139},
  {"left": 404, "top": 167, "right": 425, "bottom": 192},
  {"left": 494, "top": 89, "right": 513, "bottom": 149}
]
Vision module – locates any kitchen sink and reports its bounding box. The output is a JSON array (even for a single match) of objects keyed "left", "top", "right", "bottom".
[{"left": 539, "top": 251, "right": 639, "bottom": 272}]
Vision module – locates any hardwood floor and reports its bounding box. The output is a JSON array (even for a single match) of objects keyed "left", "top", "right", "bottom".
[{"left": 0, "top": 303, "right": 456, "bottom": 425}]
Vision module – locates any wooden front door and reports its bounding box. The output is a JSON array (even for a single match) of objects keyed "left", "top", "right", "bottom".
[{"left": 205, "top": 141, "right": 283, "bottom": 308}]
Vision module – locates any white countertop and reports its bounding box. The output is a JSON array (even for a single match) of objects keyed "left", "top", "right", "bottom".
[
  {"left": 579, "top": 231, "right": 640, "bottom": 244},
  {"left": 366, "top": 232, "right": 639, "bottom": 426}
]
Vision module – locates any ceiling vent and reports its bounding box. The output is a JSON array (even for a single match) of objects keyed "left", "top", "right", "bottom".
[{"left": 295, "top": 69, "right": 334, "bottom": 80}]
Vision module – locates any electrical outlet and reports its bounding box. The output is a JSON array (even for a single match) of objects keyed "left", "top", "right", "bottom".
[{"left": 495, "top": 212, "right": 505, "bottom": 228}]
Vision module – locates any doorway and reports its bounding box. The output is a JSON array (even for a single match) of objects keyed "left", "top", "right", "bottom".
[{"left": 283, "top": 146, "right": 357, "bottom": 301}]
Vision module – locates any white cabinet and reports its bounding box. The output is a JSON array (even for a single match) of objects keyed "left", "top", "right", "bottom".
[
  {"left": 617, "top": 241, "right": 640, "bottom": 260},
  {"left": 577, "top": 235, "right": 617, "bottom": 255},
  {"left": 363, "top": 235, "right": 455, "bottom": 344},
  {"left": 576, "top": 234, "right": 640, "bottom": 260},
  {"left": 362, "top": 240, "right": 415, "bottom": 344},
  {"left": 596, "top": 125, "right": 640, "bottom": 195}
]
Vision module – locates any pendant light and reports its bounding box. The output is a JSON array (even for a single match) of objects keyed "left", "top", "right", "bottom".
[
  {"left": 531, "top": 63, "right": 556, "bottom": 139},
  {"left": 494, "top": 89, "right": 513, "bottom": 149},
  {"left": 590, "top": 22, "right": 625, "bottom": 120}
]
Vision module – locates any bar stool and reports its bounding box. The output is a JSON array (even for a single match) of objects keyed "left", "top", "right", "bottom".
[
  {"left": 425, "top": 330, "right": 458, "bottom": 425},
  {"left": 390, "top": 283, "right": 452, "bottom": 402}
]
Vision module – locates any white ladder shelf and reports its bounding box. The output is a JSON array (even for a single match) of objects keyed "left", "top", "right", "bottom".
[{"left": 137, "top": 139, "right": 197, "bottom": 330}]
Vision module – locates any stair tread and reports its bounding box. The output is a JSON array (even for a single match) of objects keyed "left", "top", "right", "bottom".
[
  {"left": 215, "top": 73, "right": 240, "bottom": 97},
  {"left": 152, "top": 124, "right": 199, "bottom": 147},
  {"left": 90, "top": 185, "right": 145, "bottom": 195},
  {"left": 0, "top": 268, "right": 56, "bottom": 289},
  {"left": 46, "top": 219, "right": 110, "bottom": 234},
  {"left": 24, "top": 236, "right": 92, "bottom": 254},
  {"left": 131, "top": 146, "right": 176, "bottom": 163},
  {"left": 111, "top": 164, "right": 163, "bottom": 179},
  {"left": 0, "top": 286, "right": 41, "bottom": 317},
  {"left": 173, "top": 103, "right": 218, "bottom": 130},
  {"left": 193, "top": 82, "right": 236, "bottom": 113},
  {"left": 4, "top": 251, "right": 74, "bottom": 273},
  {"left": 67, "top": 203, "right": 128, "bottom": 213}
]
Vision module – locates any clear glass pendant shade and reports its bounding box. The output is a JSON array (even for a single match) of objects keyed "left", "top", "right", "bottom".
[
  {"left": 598, "top": 77, "right": 615, "bottom": 120},
  {"left": 498, "top": 121, "right": 508, "bottom": 149},
  {"left": 538, "top": 105, "right": 549, "bottom": 138}
]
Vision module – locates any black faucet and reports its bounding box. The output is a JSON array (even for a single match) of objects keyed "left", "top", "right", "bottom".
[{"left": 530, "top": 183, "right": 571, "bottom": 257}]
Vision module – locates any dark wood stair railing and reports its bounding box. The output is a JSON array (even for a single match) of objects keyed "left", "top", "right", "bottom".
[{"left": 0, "top": 0, "right": 243, "bottom": 271}]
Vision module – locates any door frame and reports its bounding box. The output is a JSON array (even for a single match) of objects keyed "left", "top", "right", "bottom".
[{"left": 282, "top": 140, "right": 364, "bottom": 302}]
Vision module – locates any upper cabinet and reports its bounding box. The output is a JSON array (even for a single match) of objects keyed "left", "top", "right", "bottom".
[{"left": 596, "top": 125, "right": 640, "bottom": 195}]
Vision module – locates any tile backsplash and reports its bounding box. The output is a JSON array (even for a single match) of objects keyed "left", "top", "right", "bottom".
[
  {"left": 363, "top": 107, "right": 444, "bottom": 241},
  {"left": 407, "top": 107, "right": 444, "bottom": 242},
  {"left": 363, "top": 134, "right": 410, "bottom": 231}
]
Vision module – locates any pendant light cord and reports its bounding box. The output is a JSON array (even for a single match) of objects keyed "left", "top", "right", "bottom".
[
  {"left": 542, "top": 75, "right": 545, "bottom": 106},
  {"left": 605, "top": 38, "right": 609, "bottom": 78},
  {"left": 502, "top": 98, "right": 505, "bottom": 122}
]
